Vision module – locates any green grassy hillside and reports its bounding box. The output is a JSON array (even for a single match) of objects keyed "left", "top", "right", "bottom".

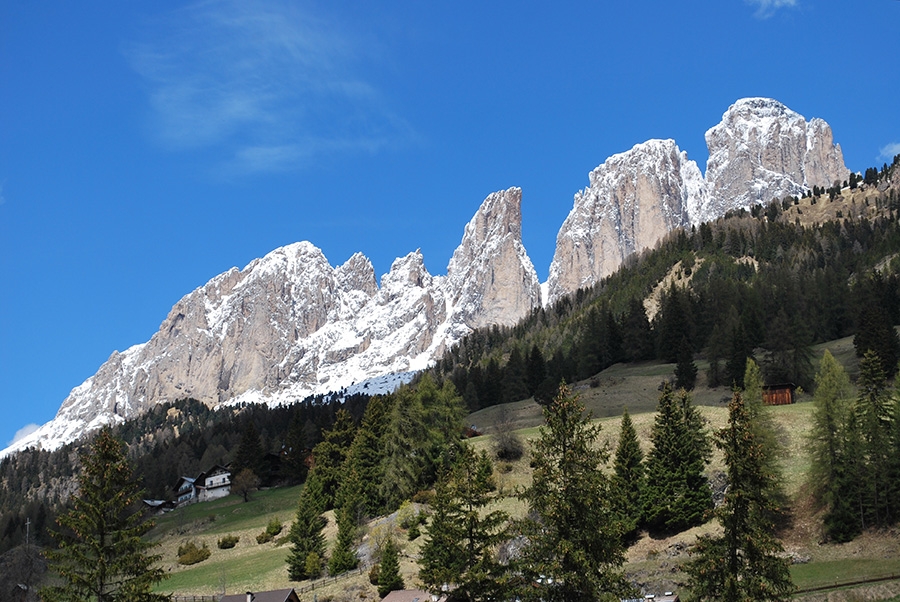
[{"left": 147, "top": 338, "right": 900, "bottom": 601}]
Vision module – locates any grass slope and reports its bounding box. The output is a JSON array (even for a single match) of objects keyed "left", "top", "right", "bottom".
[{"left": 147, "top": 337, "right": 899, "bottom": 600}]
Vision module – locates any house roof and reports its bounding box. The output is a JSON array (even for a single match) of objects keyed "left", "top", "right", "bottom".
[
  {"left": 173, "top": 476, "right": 196, "bottom": 490},
  {"left": 219, "top": 589, "right": 299, "bottom": 602},
  {"left": 381, "top": 590, "right": 445, "bottom": 602}
]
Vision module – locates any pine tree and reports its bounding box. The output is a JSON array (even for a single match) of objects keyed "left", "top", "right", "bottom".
[
  {"left": 502, "top": 346, "right": 531, "bottom": 403},
  {"left": 725, "top": 323, "right": 752, "bottom": 389},
  {"left": 309, "top": 409, "right": 357, "bottom": 508},
  {"left": 526, "top": 344, "right": 548, "bottom": 397},
  {"left": 285, "top": 478, "right": 327, "bottom": 581},
  {"left": 377, "top": 538, "right": 404, "bottom": 598},
  {"left": 343, "top": 394, "right": 394, "bottom": 515},
  {"left": 684, "top": 391, "right": 795, "bottom": 602},
  {"left": 380, "top": 385, "right": 427, "bottom": 511},
  {"left": 282, "top": 409, "right": 310, "bottom": 484},
  {"left": 328, "top": 466, "right": 362, "bottom": 575},
  {"left": 419, "top": 446, "right": 509, "bottom": 601},
  {"left": 232, "top": 421, "right": 265, "bottom": 481},
  {"left": 42, "top": 427, "right": 168, "bottom": 602},
  {"left": 853, "top": 275, "right": 900, "bottom": 378},
  {"left": 517, "top": 384, "right": 630, "bottom": 601},
  {"left": 674, "top": 336, "right": 698, "bottom": 390},
  {"left": 610, "top": 409, "right": 645, "bottom": 542},
  {"left": 643, "top": 384, "right": 712, "bottom": 536},
  {"left": 655, "top": 285, "right": 694, "bottom": 363},
  {"left": 622, "top": 297, "right": 653, "bottom": 362}
]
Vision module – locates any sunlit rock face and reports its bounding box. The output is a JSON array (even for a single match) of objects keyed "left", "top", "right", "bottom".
[{"left": 6, "top": 188, "right": 541, "bottom": 455}]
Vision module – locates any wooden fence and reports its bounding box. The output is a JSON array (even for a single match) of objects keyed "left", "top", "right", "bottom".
[
  {"left": 167, "top": 561, "right": 373, "bottom": 601},
  {"left": 294, "top": 562, "right": 372, "bottom": 595}
]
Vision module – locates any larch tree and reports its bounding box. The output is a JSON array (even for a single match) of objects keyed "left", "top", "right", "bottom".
[
  {"left": 742, "top": 359, "right": 788, "bottom": 523},
  {"left": 807, "top": 350, "right": 856, "bottom": 541},
  {"left": 684, "top": 391, "right": 794, "bottom": 602},
  {"left": 42, "top": 427, "right": 168, "bottom": 602},
  {"left": 517, "top": 384, "right": 631, "bottom": 602}
]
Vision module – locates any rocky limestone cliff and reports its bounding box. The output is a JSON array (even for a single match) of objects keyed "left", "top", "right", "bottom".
[
  {"left": 547, "top": 139, "right": 705, "bottom": 302},
  {"left": 702, "top": 98, "right": 848, "bottom": 220},
  {"left": 445, "top": 187, "right": 542, "bottom": 330},
  {"left": 548, "top": 98, "right": 848, "bottom": 303},
  {"left": 7, "top": 189, "right": 541, "bottom": 455}
]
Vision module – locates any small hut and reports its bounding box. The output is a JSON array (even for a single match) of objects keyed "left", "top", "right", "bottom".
[{"left": 762, "top": 383, "right": 795, "bottom": 406}]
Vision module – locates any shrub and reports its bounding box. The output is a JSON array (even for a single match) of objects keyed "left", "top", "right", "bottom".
[
  {"left": 494, "top": 429, "right": 524, "bottom": 462},
  {"left": 257, "top": 518, "right": 283, "bottom": 544},
  {"left": 407, "top": 524, "right": 420, "bottom": 540},
  {"left": 411, "top": 489, "right": 434, "bottom": 505},
  {"left": 177, "top": 541, "right": 211, "bottom": 565},
  {"left": 304, "top": 552, "right": 322, "bottom": 579},
  {"left": 369, "top": 563, "right": 381, "bottom": 585},
  {"left": 217, "top": 534, "right": 239, "bottom": 549},
  {"left": 397, "top": 501, "right": 418, "bottom": 529}
]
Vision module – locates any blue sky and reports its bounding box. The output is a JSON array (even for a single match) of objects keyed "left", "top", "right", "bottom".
[{"left": 1, "top": 0, "right": 898, "bottom": 448}]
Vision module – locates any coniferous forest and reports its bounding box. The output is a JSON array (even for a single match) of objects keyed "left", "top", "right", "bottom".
[{"left": 2, "top": 157, "right": 900, "bottom": 598}]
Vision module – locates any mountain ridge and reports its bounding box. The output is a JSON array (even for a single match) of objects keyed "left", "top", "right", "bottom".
[{"left": 1, "top": 97, "right": 850, "bottom": 457}]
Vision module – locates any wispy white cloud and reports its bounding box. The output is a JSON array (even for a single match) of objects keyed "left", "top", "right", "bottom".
[
  {"left": 8, "top": 423, "right": 39, "bottom": 447},
  {"left": 879, "top": 142, "right": 900, "bottom": 161},
  {"left": 746, "top": 0, "right": 798, "bottom": 19},
  {"left": 128, "top": 0, "right": 412, "bottom": 173}
]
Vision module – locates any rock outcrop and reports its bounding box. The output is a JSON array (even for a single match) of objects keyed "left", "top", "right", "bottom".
[
  {"left": 445, "top": 188, "right": 542, "bottom": 330},
  {"left": 548, "top": 139, "right": 705, "bottom": 302},
  {"left": 703, "top": 97, "right": 848, "bottom": 220},
  {"left": 6, "top": 188, "right": 541, "bottom": 455},
  {"left": 548, "top": 98, "right": 848, "bottom": 303}
]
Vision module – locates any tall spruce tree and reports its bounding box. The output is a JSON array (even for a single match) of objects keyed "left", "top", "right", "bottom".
[
  {"left": 502, "top": 346, "right": 530, "bottom": 403},
  {"left": 282, "top": 409, "right": 310, "bottom": 484},
  {"left": 517, "top": 384, "right": 630, "bottom": 602},
  {"left": 419, "top": 446, "right": 509, "bottom": 601},
  {"left": 675, "top": 336, "right": 698, "bottom": 391},
  {"left": 42, "top": 427, "right": 168, "bottom": 602},
  {"left": 232, "top": 421, "right": 265, "bottom": 481},
  {"left": 684, "top": 391, "right": 794, "bottom": 602},
  {"left": 643, "top": 384, "right": 712, "bottom": 536},
  {"left": 610, "top": 409, "right": 645, "bottom": 542},
  {"left": 380, "top": 386, "right": 427, "bottom": 511},
  {"left": 328, "top": 465, "right": 362, "bottom": 575},
  {"left": 526, "top": 344, "right": 548, "bottom": 397},
  {"left": 286, "top": 477, "right": 327, "bottom": 581},
  {"left": 343, "top": 394, "right": 394, "bottom": 515},
  {"left": 377, "top": 538, "right": 404, "bottom": 598},
  {"left": 310, "top": 409, "right": 357, "bottom": 509}
]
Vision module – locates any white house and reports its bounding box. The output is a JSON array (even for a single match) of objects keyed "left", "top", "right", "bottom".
[{"left": 173, "top": 465, "right": 232, "bottom": 506}]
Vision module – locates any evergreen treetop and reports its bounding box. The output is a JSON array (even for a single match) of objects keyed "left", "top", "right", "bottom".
[{"left": 42, "top": 427, "right": 168, "bottom": 602}]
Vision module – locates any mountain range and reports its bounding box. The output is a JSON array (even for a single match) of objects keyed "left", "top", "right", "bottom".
[{"left": 1, "top": 97, "right": 848, "bottom": 457}]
